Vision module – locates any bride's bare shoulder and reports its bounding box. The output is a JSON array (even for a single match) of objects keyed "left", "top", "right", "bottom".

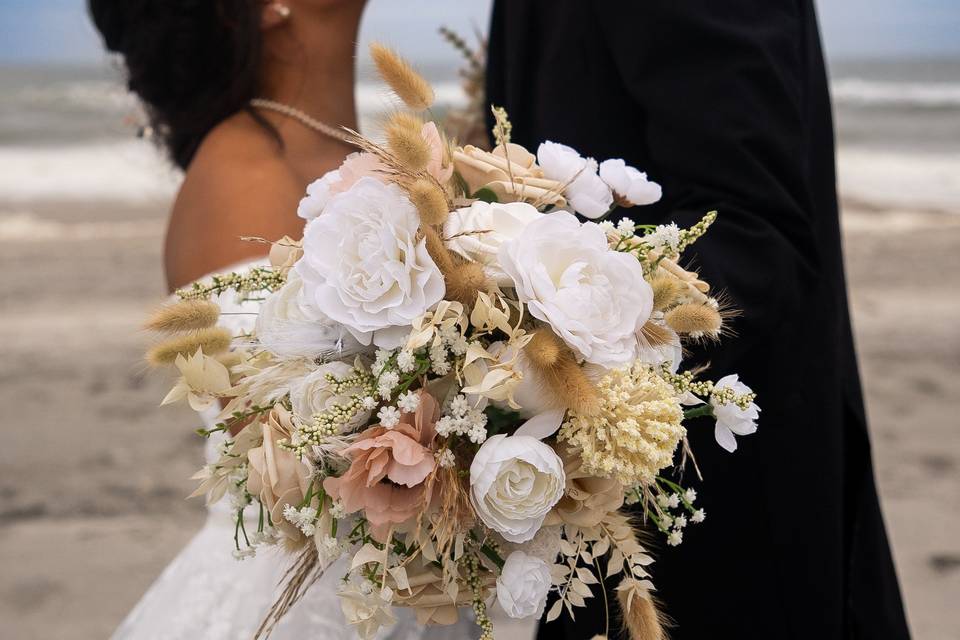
[{"left": 164, "top": 114, "right": 303, "bottom": 291}]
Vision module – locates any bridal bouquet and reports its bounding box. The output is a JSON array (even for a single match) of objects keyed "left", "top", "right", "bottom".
[{"left": 146, "top": 44, "right": 759, "bottom": 640}]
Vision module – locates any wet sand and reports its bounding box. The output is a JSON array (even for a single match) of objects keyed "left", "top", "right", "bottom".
[{"left": 0, "top": 199, "right": 957, "bottom": 639}]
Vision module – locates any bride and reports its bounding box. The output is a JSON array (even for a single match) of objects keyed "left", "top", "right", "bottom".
[{"left": 88, "top": 1, "right": 494, "bottom": 638}]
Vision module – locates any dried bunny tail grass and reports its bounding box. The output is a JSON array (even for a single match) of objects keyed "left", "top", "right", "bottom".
[
  {"left": 617, "top": 581, "right": 668, "bottom": 640},
  {"left": 384, "top": 112, "right": 430, "bottom": 172},
  {"left": 423, "top": 225, "right": 456, "bottom": 273},
  {"left": 144, "top": 299, "right": 220, "bottom": 333},
  {"left": 444, "top": 260, "right": 491, "bottom": 309},
  {"left": 254, "top": 546, "right": 320, "bottom": 640},
  {"left": 650, "top": 274, "right": 682, "bottom": 312},
  {"left": 370, "top": 42, "right": 434, "bottom": 111},
  {"left": 145, "top": 327, "right": 232, "bottom": 366},
  {"left": 525, "top": 328, "right": 601, "bottom": 416},
  {"left": 640, "top": 321, "right": 676, "bottom": 347},
  {"left": 421, "top": 225, "right": 490, "bottom": 307},
  {"left": 525, "top": 327, "right": 562, "bottom": 367},
  {"left": 407, "top": 177, "right": 450, "bottom": 226},
  {"left": 664, "top": 302, "right": 723, "bottom": 339}
]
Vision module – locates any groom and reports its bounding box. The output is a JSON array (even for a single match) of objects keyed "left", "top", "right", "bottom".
[{"left": 486, "top": 1, "right": 910, "bottom": 639}]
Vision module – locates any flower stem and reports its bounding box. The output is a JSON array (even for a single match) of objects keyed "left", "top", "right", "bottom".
[{"left": 683, "top": 404, "right": 714, "bottom": 420}]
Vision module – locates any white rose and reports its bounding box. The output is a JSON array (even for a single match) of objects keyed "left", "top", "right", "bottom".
[
  {"left": 290, "top": 360, "right": 371, "bottom": 429},
  {"left": 296, "top": 177, "right": 446, "bottom": 349},
  {"left": 710, "top": 374, "right": 760, "bottom": 452},
  {"left": 499, "top": 211, "right": 654, "bottom": 368},
  {"left": 537, "top": 141, "right": 612, "bottom": 219},
  {"left": 599, "top": 159, "right": 662, "bottom": 206},
  {"left": 445, "top": 201, "right": 542, "bottom": 285},
  {"left": 470, "top": 434, "right": 565, "bottom": 543},
  {"left": 496, "top": 551, "right": 552, "bottom": 619},
  {"left": 256, "top": 270, "right": 362, "bottom": 359},
  {"left": 297, "top": 169, "right": 341, "bottom": 221}
]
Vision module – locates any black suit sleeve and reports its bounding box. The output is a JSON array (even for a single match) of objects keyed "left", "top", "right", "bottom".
[{"left": 592, "top": 2, "right": 822, "bottom": 349}]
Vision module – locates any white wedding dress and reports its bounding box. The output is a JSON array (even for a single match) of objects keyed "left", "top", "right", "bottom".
[{"left": 111, "top": 260, "right": 527, "bottom": 640}]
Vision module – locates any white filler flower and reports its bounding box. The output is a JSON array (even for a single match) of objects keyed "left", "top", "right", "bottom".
[
  {"left": 470, "top": 434, "right": 565, "bottom": 543},
  {"left": 289, "top": 360, "right": 371, "bottom": 430},
  {"left": 710, "top": 374, "right": 760, "bottom": 452},
  {"left": 499, "top": 211, "right": 654, "bottom": 367},
  {"left": 444, "top": 200, "right": 542, "bottom": 285},
  {"left": 256, "top": 270, "right": 361, "bottom": 359},
  {"left": 496, "top": 551, "right": 552, "bottom": 619},
  {"left": 297, "top": 177, "right": 445, "bottom": 349},
  {"left": 537, "top": 141, "right": 613, "bottom": 219},
  {"left": 599, "top": 159, "right": 662, "bottom": 206}
]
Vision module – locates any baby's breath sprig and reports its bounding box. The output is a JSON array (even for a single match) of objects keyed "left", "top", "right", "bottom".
[
  {"left": 490, "top": 105, "right": 512, "bottom": 147},
  {"left": 283, "top": 367, "right": 376, "bottom": 457},
  {"left": 676, "top": 210, "right": 717, "bottom": 253},
  {"left": 465, "top": 554, "right": 494, "bottom": 640},
  {"left": 659, "top": 367, "right": 756, "bottom": 413},
  {"left": 660, "top": 367, "right": 715, "bottom": 398},
  {"left": 176, "top": 267, "right": 286, "bottom": 301}
]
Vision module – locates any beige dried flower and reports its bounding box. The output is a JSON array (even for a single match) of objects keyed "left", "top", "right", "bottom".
[
  {"left": 545, "top": 444, "right": 624, "bottom": 528},
  {"left": 558, "top": 363, "right": 684, "bottom": 487}
]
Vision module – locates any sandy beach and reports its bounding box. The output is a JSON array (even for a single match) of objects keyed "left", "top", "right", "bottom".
[{"left": 0, "top": 189, "right": 957, "bottom": 639}]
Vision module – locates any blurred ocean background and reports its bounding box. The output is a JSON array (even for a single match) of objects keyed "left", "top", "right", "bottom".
[
  {"left": 0, "top": 0, "right": 958, "bottom": 220},
  {"left": 1, "top": 2, "right": 958, "bottom": 639},
  {"left": 2, "top": 57, "right": 959, "bottom": 217}
]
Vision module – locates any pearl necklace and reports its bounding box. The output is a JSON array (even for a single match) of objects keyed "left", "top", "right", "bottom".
[{"left": 249, "top": 98, "right": 354, "bottom": 144}]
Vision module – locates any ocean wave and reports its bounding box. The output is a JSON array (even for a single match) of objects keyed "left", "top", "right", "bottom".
[
  {"left": 833, "top": 78, "right": 960, "bottom": 108},
  {"left": 0, "top": 211, "right": 163, "bottom": 241},
  {"left": 2, "top": 78, "right": 466, "bottom": 115},
  {"left": 0, "top": 140, "right": 179, "bottom": 203},
  {"left": 3, "top": 80, "right": 135, "bottom": 113},
  {"left": 836, "top": 148, "right": 960, "bottom": 213}
]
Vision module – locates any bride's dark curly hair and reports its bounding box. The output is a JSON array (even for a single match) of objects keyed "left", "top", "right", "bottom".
[{"left": 88, "top": 0, "right": 269, "bottom": 169}]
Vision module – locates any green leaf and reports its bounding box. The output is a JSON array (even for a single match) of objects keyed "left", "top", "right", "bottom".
[{"left": 471, "top": 187, "right": 499, "bottom": 203}]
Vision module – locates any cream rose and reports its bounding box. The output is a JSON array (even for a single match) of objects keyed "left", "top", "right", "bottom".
[
  {"left": 496, "top": 551, "right": 552, "bottom": 619},
  {"left": 444, "top": 201, "right": 542, "bottom": 285},
  {"left": 499, "top": 211, "right": 654, "bottom": 368},
  {"left": 599, "top": 158, "right": 662, "bottom": 206},
  {"left": 470, "top": 434, "right": 565, "bottom": 543},
  {"left": 268, "top": 235, "right": 303, "bottom": 271},
  {"left": 536, "top": 141, "right": 612, "bottom": 219},
  {"left": 256, "top": 270, "right": 362, "bottom": 359},
  {"left": 544, "top": 445, "right": 624, "bottom": 528},
  {"left": 296, "top": 177, "right": 445, "bottom": 349},
  {"left": 453, "top": 144, "right": 566, "bottom": 207},
  {"left": 289, "top": 360, "right": 371, "bottom": 429},
  {"left": 247, "top": 406, "right": 312, "bottom": 542}
]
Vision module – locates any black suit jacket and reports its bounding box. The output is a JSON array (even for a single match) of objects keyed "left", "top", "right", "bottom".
[{"left": 486, "top": 2, "right": 910, "bottom": 638}]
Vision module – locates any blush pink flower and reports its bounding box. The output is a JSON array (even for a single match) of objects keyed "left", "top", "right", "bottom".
[
  {"left": 323, "top": 390, "right": 440, "bottom": 539},
  {"left": 421, "top": 122, "right": 453, "bottom": 184},
  {"left": 333, "top": 152, "right": 388, "bottom": 194}
]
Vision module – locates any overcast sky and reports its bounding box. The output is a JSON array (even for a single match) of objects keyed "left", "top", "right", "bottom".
[{"left": 0, "top": 0, "right": 958, "bottom": 65}]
